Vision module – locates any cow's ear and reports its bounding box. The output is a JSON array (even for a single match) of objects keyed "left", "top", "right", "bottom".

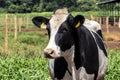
[
  {"left": 32, "top": 16, "right": 49, "bottom": 28},
  {"left": 74, "top": 15, "right": 85, "bottom": 28}
]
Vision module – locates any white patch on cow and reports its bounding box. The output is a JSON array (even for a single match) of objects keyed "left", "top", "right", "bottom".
[
  {"left": 48, "top": 59, "right": 55, "bottom": 79},
  {"left": 90, "top": 32, "right": 108, "bottom": 80},
  {"left": 63, "top": 45, "right": 76, "bottom": 80},
  {"left": 78, "top": 67, "right": 94, "bottom": 80},
  {"left": 61, "top": 71, "right": 72, "bottom": 80},
  {"left": 97, "top": 47, "right": 108, "bottom": 80},
  {"left": 84, "top": 19, "right": 101, "bottom": 32},
  {"left": 44, "top": 13, "right": 69, "bottom": 57}
]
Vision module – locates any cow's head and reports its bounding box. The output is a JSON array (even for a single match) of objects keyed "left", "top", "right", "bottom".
[{"left": 32, "top": 8, "right": 85, "bottom": 58}]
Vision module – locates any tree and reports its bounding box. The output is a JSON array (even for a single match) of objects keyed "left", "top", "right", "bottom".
[{"left": 0, "top": 0, "right": 100, "bottom": 13}]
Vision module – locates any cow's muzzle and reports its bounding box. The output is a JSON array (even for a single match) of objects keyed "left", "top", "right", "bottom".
[{"left": 44, "top": 48, "right": 57, "bottom": 58}]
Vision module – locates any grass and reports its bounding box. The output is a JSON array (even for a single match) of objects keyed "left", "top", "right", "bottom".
[
  {"left": 0, "top": 11, "right": 98, "bottom": 18},
  {"left": 0, "top": 31, "right": 120, "bottom": 80},
  {"left": 0, "top": 31, "right": 51, "bottom": 80},
  {"left": 0, "top": 57, "right": 50, "bottom": 80},
  {"left": 105, "top": 49, "right": 120, "bottom": 80}
]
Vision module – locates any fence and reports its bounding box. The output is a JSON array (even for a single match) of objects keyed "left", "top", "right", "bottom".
[
  {"left": 90, "top": 15, "right": 120, "bottom": 33},
  {"left": 1, "top": 14, "right": 120, "bottom": 54},
  {"left": 0, "top": 14, "right": 36, "bottom": 54},
  {"left": 0, "top": 15, "right": 34, "bottom": 31}
]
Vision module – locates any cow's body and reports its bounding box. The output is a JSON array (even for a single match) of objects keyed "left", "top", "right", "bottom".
[
  {"left": 49, "top": 26, "right": 107, "bottom": 80},
  {"left": 32, "top": 8, "right": 108, "bottom": 80},
  {"left": 84, "top": 19, "right": 103, "bottom": 38}
]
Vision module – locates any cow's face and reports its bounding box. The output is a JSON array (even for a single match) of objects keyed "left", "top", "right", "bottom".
[
  {"left": 46, "top": 14, "right": 75, "bottom": 58},
  {"left": 32, "top": 8, "right": 85, "bottom": 58}
]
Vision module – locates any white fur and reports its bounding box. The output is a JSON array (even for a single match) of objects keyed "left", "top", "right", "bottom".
[
  {"left": 84, "top": 19, "right": 101, "bottom": 32},
  {"left": 91, "top": 32, "right": 108, "bottom": 80}
]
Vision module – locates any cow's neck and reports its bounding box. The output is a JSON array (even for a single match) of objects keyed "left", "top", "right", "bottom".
[
  {"left": 63, "top": 45, "right": 77, "bottom": 80},
  {"left": 63, "top": 45, "right": 74, "bottom": 68}
]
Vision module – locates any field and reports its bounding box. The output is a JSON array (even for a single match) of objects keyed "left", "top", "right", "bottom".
[
  {"left": 0, "top": 11, "right": 120, "bottom": 80},
  {"left": 0, "top": 31, "right": 120, "bottom": 80}
]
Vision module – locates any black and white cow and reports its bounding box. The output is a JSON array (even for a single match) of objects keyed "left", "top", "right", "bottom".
[
  {"left": 83, "top": 19, "right": 103, "bottom": 38},
  {"left": 32, "top": 8, "right": 108, "bottom": 80}
]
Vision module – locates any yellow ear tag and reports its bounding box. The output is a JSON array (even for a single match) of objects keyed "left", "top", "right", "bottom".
[
  {"left": 41, "top": 22, "right": 46, "bottom": 29},
  {"left": 75, "top": 21, "right": 81, "bottom": 28}
]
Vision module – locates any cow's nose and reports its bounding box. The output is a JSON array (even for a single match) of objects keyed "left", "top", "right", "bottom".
[
  {"left": 44, "top": 48, "right": 55, "bottom": 58},
  {"left": 44, "top": 52, "right": 53, "bottom": 58}
]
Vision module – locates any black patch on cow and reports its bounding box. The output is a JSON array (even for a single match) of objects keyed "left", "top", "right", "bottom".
[
  {"left": 55, "top": 21, "right": 74, "bottom": 51},
  {"left": 54, "top": 57, "right": 68, "bottom": 79},
  {"left": 70, "top": 25, "right": 99, "bottom": 80},
  {"left": 97, "top": 30, "right": 103, "bottom": 39},
  {"left": 92, "top": 31, "right": 107, "bottom": 57},
  {"left": 78, "top": 26, "right": 99, "bottom": 72},
  {"left": 46, "top": 23, "right": 51, "bottom": 38},
  {"left": 32, "top": 16, "right": 49, "bottom": 28}
]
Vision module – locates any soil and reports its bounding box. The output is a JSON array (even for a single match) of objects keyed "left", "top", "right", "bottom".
[
  {"left": 104, "top": 40, "right": 120, "bottom": 49},
  {"left": 102, "top": 25, "right": 120, "bottom": 49}
]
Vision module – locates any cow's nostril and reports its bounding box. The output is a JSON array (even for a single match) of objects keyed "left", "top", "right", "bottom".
[
  {"left": 50, "top": 50, "right": 54, "bottom": 54},
  {"left": 44, "top": 48, "right": 55, "bottom": 58},
  {"left": 44, "top": 52, "right": 52, "bottom": 58}
]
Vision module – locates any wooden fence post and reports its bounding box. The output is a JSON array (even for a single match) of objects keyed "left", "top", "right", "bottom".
[
  {"left": 26, "top": 17, "right": 29, "bottom": 29},
  {"left": 118, "top": 17, "right": 120, "bottom": 28},
  {"left": 90, "top": 14, "right": 94, "bottom": 20},
  {"left": 96, "top": 17, "right": 98, "bottom": 22},
  {"left": 106, "top": 16, "right": 109, "bottom": 33},
  {"left": 4, "top": 14, "right": 8, "bottom": 54},
  {"left": 99, "top": 17, "right": 102, "bottom": 25},
  {"left": 14, "top": 15, "right": 17, "bottom": 41},
  {"left": 113, "top": 17, "right": 116, "bottom": 27},
  {"left": 18, "top": 18, "right": 22, "bottom": 32}
]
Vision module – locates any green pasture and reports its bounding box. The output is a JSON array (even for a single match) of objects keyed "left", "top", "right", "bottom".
[
  {"left": 0, "top": 31, "right": 120, "bottom": 80},
  {"left": 0, "top": 11, "right": 98, "bottom": 18}
]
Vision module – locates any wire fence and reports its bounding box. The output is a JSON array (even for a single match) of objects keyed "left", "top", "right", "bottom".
[{"left": 0, "top": 14, "right": 120, "bottom": 54}]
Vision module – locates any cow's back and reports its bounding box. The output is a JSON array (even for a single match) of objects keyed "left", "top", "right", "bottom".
[{"left": 75, "top": 26, "right": 107, "bottom": 80}]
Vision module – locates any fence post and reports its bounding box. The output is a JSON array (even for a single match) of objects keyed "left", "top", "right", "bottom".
[
  {"left": 4, "top": 14, "right": 8, "bottom": 54},
  {"left": 96, "top": 17, "right": 98, "bottom": 22},
  {"left": 99, "top": 17, "right": 102, "bottom": 25},
  {"left": 90, "top": 14, "right": 94, "bottom": 20},
  {"left": 113, "top": 17, "right": 116, "bottom": 27},
  {"left": 106, "top": 16, "right": 109, "bottom": 33},
  {"left": 18, "top": 18, "right": 22, "bottom": 32},
  {"left": 118, "top": 17, "right": 120, "bottom": 28},
  {"left": 26, "top": 17, "right": 29, "bottom": 29},
  {"left": 14, "top": 15, "right": 17, "bottom": 41}
]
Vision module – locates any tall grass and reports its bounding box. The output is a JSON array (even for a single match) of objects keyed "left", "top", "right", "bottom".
[
  {"left": 0, "top": 31, "right": 51, "bottom": 80},
  {"left": 105, "top": 49, "right": 120, "bottom": 80}
]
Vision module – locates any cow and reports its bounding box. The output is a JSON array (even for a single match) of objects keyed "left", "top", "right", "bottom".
[
  {"left": 83, "top": 19, "right": 103, "bottom": 38},
  {"left": 32, "top": 8, "right": 108, "bottom": 80}
]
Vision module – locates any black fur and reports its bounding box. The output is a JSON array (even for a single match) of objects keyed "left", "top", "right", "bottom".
[
  {"left": 32, "top": 16, "right": 49, "bottom": 28},
  {"left": 97, "top": 30, "right": 103, "bottom": 39},
  {"left": 55, "top": 21, "right": 74, "bottom": 51},
  {"left": 92, "top": 31, "right": 107, "bottom": 56},
  {"left": 54, "top": 57, "right": 68, "bottom": 79}
]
